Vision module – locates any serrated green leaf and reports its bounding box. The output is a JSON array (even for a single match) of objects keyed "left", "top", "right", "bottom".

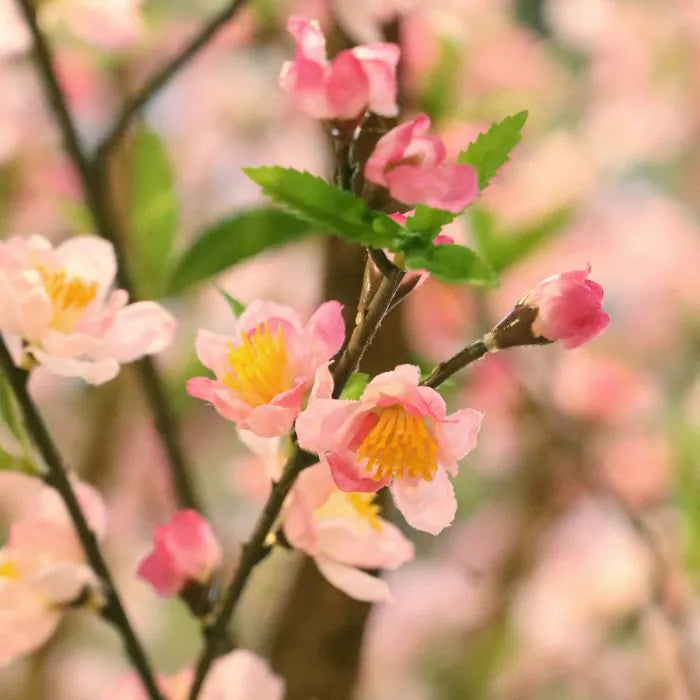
[
  {"left": 339, "top": 372, "right": 370, "bottom": 400},
  {"left": 470, "top": 206, "right": 570, "bottom": 272},
  {"left": 404, "top": 243, "right": 497, "bottom": 285},
  {"left": 168, "top": 209, "right": 314, "bottom": 294},
  {"left": 215, "top": 285, "right": 245, "bottom": 316},
  {"left": 458, "top": 111, "right": 528, "bottom": 190},
  {"left": 405, "top": 205, "right": 456, "bottom": 237},
  {"left": 243, "top": 167, "right": 401, "bottom": 248},
  {"left": 129, "top": 127, "right": 178, "bottom": 296}
]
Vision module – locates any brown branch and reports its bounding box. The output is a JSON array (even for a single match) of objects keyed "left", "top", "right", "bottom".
[
  {"left": 14, "top": 0, "right": 201, "bottom": 512},
  {"left": 421, "top": 339, "right": 489, "bottom": 388},
  {"left": 0, "top": 338, "right": 162, "bottom": 700},
  {"left": 97, "top": 0, "right": 250, "bottom": 158}
]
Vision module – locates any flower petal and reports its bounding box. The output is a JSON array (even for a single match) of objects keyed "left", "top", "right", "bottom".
[
  {"left": 391, "top": 468, "right": 457, "bottom": 534},
  {"left": 315, "top": 556, "right": 391, "bottom": 602}
]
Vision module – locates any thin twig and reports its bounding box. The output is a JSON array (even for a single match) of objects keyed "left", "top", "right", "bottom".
[
  {"left": 421, "top": 339, "right": 489, "bottom": 388},
  {"left": 0, "top": 339, "right": 163, "bottom": 700},
  {"left": 15, "top": 0, "right": 201, "bottom": 512},
  {"left": 98, "top": 0, "right": 249, "bottom": 158}
]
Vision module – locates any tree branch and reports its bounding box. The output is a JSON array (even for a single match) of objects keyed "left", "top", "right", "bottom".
[
  {"left": 14, "top": 0, "right": 201, "bottom": 512},
  {"left": 420, "top": 339, "right": 489, "bottom": 388},
  {"left": 97, "top": 0, "right": 249, "bottom": 158},
  {"left": 0, "top": 338, "right": 163, "bottom": 700}
]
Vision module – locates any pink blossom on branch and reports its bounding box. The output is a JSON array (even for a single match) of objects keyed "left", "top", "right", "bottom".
[
  {"left": 488, "top": 266, "right": 610, "bottom": 350},
  {"left": 187, "top": 300, "right": 344, "bottom": 437},
  {"left": 0, "top": 235, "right": 176, "bottom": 384},
  {"left": 0, "top": 473, "right": 106, "bottom": 665},
  {"left": 279, "top": 16, "right": 399, "bottom": 120},
  {"left": 296, "top": 364, "right": 483, "bottom": 535},
  {"left": 137, "top": 510, "right": 222, "bottom": 597},
  {"left": 364, "top": 113, "right": 479, "bottom": 213}
]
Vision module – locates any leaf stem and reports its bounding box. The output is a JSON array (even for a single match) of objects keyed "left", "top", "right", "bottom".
[{"left": 0, "top": 338, "right": 163, "bottom": 700}]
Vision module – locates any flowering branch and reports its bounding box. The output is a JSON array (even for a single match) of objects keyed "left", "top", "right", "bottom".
[
  {"left": 0, "top": 337, "right": 163, "bottom": 700},
  {"left": 421, "top": 339, "right": 489, "bottom": 389},
  {"left": 14, "top": 0, "right": 201, "bottom": 512},
  {"left": 97, "top": 0, "right": 250, "bottom": 158}
]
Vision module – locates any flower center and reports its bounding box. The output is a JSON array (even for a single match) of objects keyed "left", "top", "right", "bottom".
[
  {"left": 223, "top": 322, "right": 293, "bottom": 407},
  {"left": 0, "top": 560, "right": 21, "bottom": 580},
  {"left": 356, "top": 405, "right": 438, "bottom": 482},
  {"left": 315, "top": 491, "right": 383, "bottom": 531},
  {"left": 38, "top": 267, "right": 98, "bottom": 331}
]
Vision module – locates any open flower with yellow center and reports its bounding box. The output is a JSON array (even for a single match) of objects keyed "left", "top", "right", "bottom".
[
  {"left": 234, "top": 431, "right": 414, "bottom": 602},
  {"left": 0, "top": 235, "right": 175, "bottom": 384},
  {"left": 0, "top": 472, "right": 104, "bottom": 665},
  {"left": 296, "top": 364, "right": 483, "bottom": 535},
  {"left": 188, "top": 300, "right": 345, "bottom": 438}
]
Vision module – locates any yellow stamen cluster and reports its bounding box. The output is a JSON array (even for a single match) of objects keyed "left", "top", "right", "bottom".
[
  {"left": 38, "top": 267, "right": 98, "bottom": 331},
  {"left": 0, "top": 560, "right": 21, "bottom": 580},
  {"left": 223, "top": 322, "right": 292, "bottom": 406},
  {"left": 357, "top": 406, "right": 438, "bottom": 482},
  {"left": 347, "top": 493, "right": 382, "bottom": 531}
]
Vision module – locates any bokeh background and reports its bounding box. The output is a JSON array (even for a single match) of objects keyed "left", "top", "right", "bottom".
[{"left": 2, "top": 0, "right": 700, "bottom": 698}]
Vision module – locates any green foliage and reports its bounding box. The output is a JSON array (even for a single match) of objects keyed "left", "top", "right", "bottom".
[
  {"left": 405, "top": 205, "right": 456, "bottom": 238},
  {"left": 404, "top": 242, "right": 497, "bottom": 286},
  {"left": 215, "top": 285, "right": 246, "bottom": 316},
  {"left": 128, "top": 127, "right": 178, "bottom": 297},
  {"left": 339, "top": 372, "right": 370, "bottom": 400},
  {"left": 0, "top": 377, "right": 36, "bottom": 474},
  {"left": 470, "top": 207, "right": 570, "bottom": 272},
  {"left": 459, "top": 111, "right": 529, "bottom": 190},
  {"left": 168, "top": 209, "right": 314, "bottom": 294},
  {"left": 243, "top": 167, "right": 401, "bottom": 248},
  {"left": 421, "top": 38, "right": 461, "bottom": 119}
]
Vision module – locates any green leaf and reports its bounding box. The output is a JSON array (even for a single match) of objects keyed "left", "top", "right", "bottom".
[
  {"left": 470, "top": 207, "right": 570, "bottom": 272},
  {"left": 404, "top": 243, "right": 497, "bottom": 286},
  {"left": 405, "top": 205, "right": 456, "bottom": 237},
  {"left": 168, "top": 209, "right": 314, "bottom": 294},
  {"left": 215, "top": 285, "right": 245, "bottom": 316},
  {"left": 339, "top": 372, "right": 370, "bottom": 400},
  {"left": 243, "top": 167, "right": 401, "bottom": 248},
  {"left": 458, "top": 111, "right": 528, "bottom": 190},
  {"left": 129, "top": 127, "right": 178, "bottom": 296}
]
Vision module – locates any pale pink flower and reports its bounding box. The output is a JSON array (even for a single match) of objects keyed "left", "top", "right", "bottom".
[
  {"left": 0, "top": 474, "right": 106, "bottom": 665},
  {"left": 284, "top": 462, "right": 414, "bottom": 602},
  {"left": 187, "top": 300, "right": 344, "bottom": 437},
  {"left": 364, "top": 113, "right": 478, "bottom": 213},
  {"left": 137, "top": 510, "right": 222, "bottom": 597},
  {"left": 518, "top": 266, "right": 610, "bottom": 348},
  {"left": 296, "top": 364, "right": 483, "bottom": 534},
  {"left": 279, "top": 15, "right": 399, "bottom": 120},
  {"left": 103, "top": 649, "right": 284, "bottom": 700},
  {"left": 237, "top": 431, "right": 414, "bottom": 601},
  {"left": 0, "top": 235, "right": 176, "bottom": 384}
]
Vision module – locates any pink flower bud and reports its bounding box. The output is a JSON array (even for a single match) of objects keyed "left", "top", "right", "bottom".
[
  {"left": 279, "top": 16, "right": 399, "bottom": 121},
  {"left": 487, "top": 266, "right": 610, "bottom": 350},
  {"left": 364, "top": 114, "right": 478, "bottom": 213},
  {"left": 137, "top": 510, "right": 222, "bottom": 597}
]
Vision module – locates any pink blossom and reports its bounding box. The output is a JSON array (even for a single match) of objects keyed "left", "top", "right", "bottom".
[
  {"left": 103, "top": 649, "right": 284, "bottom": 700},
  {"left": 284, "top": 462, "right": 414, "bottom": 601},
  {"left": 137, "top": 510, "right": 222, "bottom": 597},
  {"left": 0, "top": 235, "right": 176, "bottom": 384},
  {"left": 518, "top": 266, "right": 610, "bottom": 348},
  {"left": 187, "top": 300, "right": 344, "bottom": 437},
  {"left": 279, "top": 16, "right": 399, "bottom": 120},
  {"left": 0, "top": 474, "right": 105, "bottom": 665},
  {"left": 364, "top": 114, "right": 479, "bottom": 213},
  {"left": 296, "top": 364, "right": 483, "bottom": 534}
]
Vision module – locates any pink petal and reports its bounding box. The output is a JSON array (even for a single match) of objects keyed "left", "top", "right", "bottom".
[
  {"left": 103, "top": 301, "right": 176, "bottom": 362},
  {"left": 295, "top": 399, "right": 359, "bottom": 453},
  {"left": 137, "top": 542, "right": 183, "bottom": 597},
  {"left": 237, "top": 300, "right": 303, "bottom": 338},
  {"left": 202, "top": 649, "right": 284, "bottom": 700},
  {"left": 279, "top": 57, "right": 330, "bottom": 119},
  {"left": 328, "top": 451, "right": 387, "bottom": 493},
  {"left": 350, "top": 43, "right": 400, "bottom": 117},
  {"left": 30, "top": 349, "right": 120, "bottom": 385},
  {"left": 326, "top": 51, "right": 370, "bottom": 120},
  {"left": 315, "top": 556, "right": 391, "bottom": 602},
  {"left": 286, "top": 16, "right": 327, "bottom": 64},
  {"left": 308, "top": 363, "right": 334, "bottom": 402},
  {"left": 193, "top": 329, "right": 236, "bottom": 377},
  {"left": 436, "top": 408, "right": 483, "bottom": 473},
  {"left": 305, "top": 300, "right": 345, "bottom": 360},
  {"left": 391, "top": 468, "right": 457, "bottom": 534},
  {"left": 165, "top": 510, "right": 222, "bottom": 582},
  {"left": 239, "top": 403, "right": 298, "bottom": 437},
  {"left": 55, "top": 236, "right": 116, "bottom": 297}
]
